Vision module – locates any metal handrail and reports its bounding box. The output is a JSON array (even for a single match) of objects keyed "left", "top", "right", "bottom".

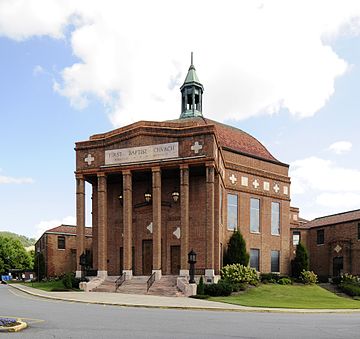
[
  {"left": 147, "top": 272, "right": 156, "bottom": 292},
  {"left": 115, "top": 272, "right": 126, "bottom": 292}
]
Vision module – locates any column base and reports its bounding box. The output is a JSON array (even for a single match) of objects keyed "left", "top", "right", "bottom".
[
  {"left": 152, "top": 269, "right": 162, "bottom": 281},
  {"left": 75, "top": 270, "right": 82, "bottom": 279},
  {"left": 179, "top": 269, "right": 189, "bottom": 277},
  {"left": 97, "top": 270, "right": 108, "bottom": 279},
  {"left": 122, "top": 270, "right": 133, "bottom": 280},
  {"left": 205, "top": 269, "right": 215, "bottom": 283}
]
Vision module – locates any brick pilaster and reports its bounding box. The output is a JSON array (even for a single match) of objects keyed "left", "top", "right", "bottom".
[
  {"left": 97, "top": 173, "right": 107, "bottom": 276},
  {"left": 206, "top": 164, "right": 215, "bottom": 270},
  {"left": 76, "top": 175, "right": 85, "bottom": 273},
  {"left": 152, "top": 167, "right": 162, "bottom": 278},
  {"left": 123, "top": 170, "right": 133, "bottom": 277},
  {"left": 180, "top": 165, "right": 189, "bottom": 273}
]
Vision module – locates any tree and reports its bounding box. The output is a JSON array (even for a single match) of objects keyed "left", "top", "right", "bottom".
[
  {"left": 34, "top": 251, "right": 45, "bottom": 280},
  {"left": 0, "top": 236, "right": 33, "bottom": 273},
  {"left": 291, "top": 242, "right": 309, "bottom": 278},
  {"left": 223, "top": 230, "right": 249, "bottom": 266}
]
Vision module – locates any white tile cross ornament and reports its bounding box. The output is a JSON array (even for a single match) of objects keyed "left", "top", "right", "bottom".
[
  {"left": 191, "top": 141, "right": 203, "bottom": 154},
  {"left": 252, "top": 179, "right": 259, "bottom": 189},
  {"left": 274, "top": 184, "right": 280, "bottom": 193},
  {"left": 85, "top": 154, "right": 94, "bottom": 165},
  {"left": 229, "top": 174, "right": 237, "bottom": 185}
]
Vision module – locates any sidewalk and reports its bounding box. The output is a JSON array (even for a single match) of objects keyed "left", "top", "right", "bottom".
[{"left": 9, "top": 284, "right": 360, "bottom": 314}]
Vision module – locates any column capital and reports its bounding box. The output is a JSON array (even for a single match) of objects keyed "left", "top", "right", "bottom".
[
  {"left": 97, "top": 172, "right": 107, "bottom": 178},
  {"left": 122, "top": 170, "right": 132, "bottom": 176},
  {"left": 75, "top": 174, "right": 85, "bottom": 180},
  {"left": 151, "top": 166, "right": 161, "bottom": 173},
  {"left": 180, "top": 164, "right": 189, "bottom": 170}
]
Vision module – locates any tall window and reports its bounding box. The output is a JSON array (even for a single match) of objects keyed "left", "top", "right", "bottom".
[
  {"left": 271, "top": 202, "right": 280, "bottom": 235},
  {"left": 250, "top": 198, "right": 260, "bottom": 233},
  {"left": 220, "top": 186, "right": 223, "bottom": 225},
  {"left": 58, "top": 236, "right": 65, "bottom": 250},
  {"left": 271, "top": 250, "right": 280, "bottom": 272},
  {"left": 292, "top": 231, "right": 300, "bottom": 245},
  {"left": 250, "top": 249, "right": 260, "bottom": 271},
  {"left": 317, "top": 229, "right": 324, "bottom": 245},
  {"left": 227, "top": 193, "right": 238, "bottom": 230}
]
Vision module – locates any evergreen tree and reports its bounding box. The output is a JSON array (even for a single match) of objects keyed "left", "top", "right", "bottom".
[
  {"left": 291, "top": 242, "right": 309, "bottom": 278},
  {"left": 223, "top": 230, "right": 249, "bottom": 266}
]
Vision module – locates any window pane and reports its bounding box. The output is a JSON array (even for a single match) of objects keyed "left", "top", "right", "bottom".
[
  {"left": 317, "top": 229, "right": 324, "bottom": 245},
  {"left": 250, "top": 198, "right": 260, "bottom": 233},
  {"left": 271, "top": 202, "right": 280, "bottom": 235},
  {"left": 292, "top": 231, "right": 300, "bottom": 245},
  {"left": 58, "top": 236, "right": 65, "bottom": 250},
  {"left": 250, "top": 249, "right": 260, "bottom": 271},
  {"left": 271, "top": 250, "right": 280, "bottom": 272},
  {"left": 227, "top": 194, "right": 238, "bottom": 230}
]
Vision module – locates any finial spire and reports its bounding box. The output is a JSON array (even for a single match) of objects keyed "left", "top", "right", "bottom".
[{"left": 191, "top": 51, "right": 193, "bottom": 66}]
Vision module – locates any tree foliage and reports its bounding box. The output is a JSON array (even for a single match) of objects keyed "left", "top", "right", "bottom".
[
  {"left": 223, "top": 230, "right": 249, "bottom": 266},
  {"left": 0, "top": 232, "right": 36, "bottom": 247},
  {"left": 0, "top": 236, "right": 33, "bottom": 273},
  {"left": 34, "top": 251, "right": 45, "bottom": 280},
  {"left": 291, "top": 242, "right": 309, "bottom": 278}
]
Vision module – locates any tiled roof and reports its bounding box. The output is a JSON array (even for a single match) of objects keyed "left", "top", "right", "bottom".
[
  {"left": 46, "top": 224, "right": 92, "bottom": 237},
  {"left": 306, "top": 209, "right": 360, "bottom": 228}
]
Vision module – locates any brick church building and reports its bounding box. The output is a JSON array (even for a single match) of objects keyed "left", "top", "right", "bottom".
[{"left": 75, "top": 56, "right": 294, "bottom": 283}]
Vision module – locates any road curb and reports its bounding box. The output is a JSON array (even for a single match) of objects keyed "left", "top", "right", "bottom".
[
  {"left": 0, "top": 320, "right": 27, "bottom": 332},
  {"left": 8, "top": 284, "right": 360, "bottom": 314}
]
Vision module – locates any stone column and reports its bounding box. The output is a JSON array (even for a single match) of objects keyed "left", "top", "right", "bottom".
[
  {"left": 122, "top": 170, "right": 133, "bottom": 280},
  {"left": 152, "top": 167, "right": 162, "bottom": 280},
  {"left": 180, "top": 165, "right": 189, "bottom": 277},
  {"left": 92, "top": 182, "right": 98, "bottom": 271},
  {"left": 97, "top": 173, "right": 107, "bottom": 278},
  {"left": 76, "top": 175, "right": 85, "bottom": 278},
  {"left": 205, "top": 164, "right": 215, "bottom": 282}
]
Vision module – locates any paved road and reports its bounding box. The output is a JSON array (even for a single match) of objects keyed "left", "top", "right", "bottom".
[{"left": 1, "top": 285, "right": 360, "bottom": 338}]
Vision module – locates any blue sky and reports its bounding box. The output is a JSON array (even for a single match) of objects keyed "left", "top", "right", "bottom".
[{"left": 0, "top": 1, "right": 360, "bottom": 238}]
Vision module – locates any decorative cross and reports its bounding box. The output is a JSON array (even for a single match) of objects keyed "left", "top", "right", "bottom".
[
  {"left": 273, "top": 184, "right": 280, "bottom": 193},
  {"left": 84, "top": 154, "right": 94, "bottom": 165},
  {"left": 191, "top": 141, "right": 203, "bottom": 154},
  {"left": 229, "top": 174, "right": 237, "bottom": 185},
  {"left": 147, "top": 222, "right": 153, "bottom": 234},
  {"left": 173, "top": 227, "right": 181, "bottom": 239},
  {"left": 252, "top": 179, "right": 259, "bottom": 189}
]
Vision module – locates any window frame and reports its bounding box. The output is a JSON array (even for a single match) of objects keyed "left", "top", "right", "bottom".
[
  {"left": 227, "top": 193, "right": 238, "bottom": 231},
  {"left": 250, "top": 198, "right": 260, "bottom": 233},
  {"left": 292, "top": 231, "right": 301, "bottom": 246},
  {"left": 317, "top": 229, "right": 324, "bottom": 245},
  {"left": 57, "top": 236, "right": 66, "bottom": 250},
  {"left": 271, "top": 201, "right": 280, "bottom": 235},
  {"left": 250, "top": 248, "right": 260, "bottom": 271},
  {"left": 271, "top": 250, "right": 280, "bottom": 273}
]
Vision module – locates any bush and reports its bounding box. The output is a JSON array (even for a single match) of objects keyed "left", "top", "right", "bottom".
[
  {"left": 291, "top": 242, "right": 309, "bottom": 278},
  {"left": 223, "top": 230, "right": 249, "bottom": 266},
  {"left": 341, "top": 273, "right": 360, "bottom": 284},
  {"left": 317, "top": 275, "right": 330, "bottom": 283},
  {"left": 278, "top": 277, "right": 292, "bottom": 285},
  {"left": 197, "top": 276, "right": 205, "bottom": 295},
  {"left": 338, "top": 282, "right": 360, "bottom": 297},
  {"left": 231, "top": 282, "right": 247, "bottom": 292},
  {"left": 62, "top": 273, "right": 73, "bottom": 289},
  {"left": 260, "top": 273, "right": 280, "bottom": 283},
  {"left": 300, "top": 270, "right": 318, "bottom": 284},
  {"left": 204, "top": 280, "right": 233, "bottom": 297},
  {"left": 221, "top": 264, "right": 259, "bottom": 284}
]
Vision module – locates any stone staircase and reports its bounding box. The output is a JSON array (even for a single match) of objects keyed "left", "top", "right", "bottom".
[{"left": 92, "top": 275, "right": 184, "bottom": 296}]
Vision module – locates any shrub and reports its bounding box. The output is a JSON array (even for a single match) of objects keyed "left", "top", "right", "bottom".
[
  {"left": 317, "top": 275, "right": 330, "bottom": 283},
  {"left": 300, "top": 270, "right": 318, "bottom": 285},
  {"left": 197, "top": 276, "right": 205, "bottom": 295},
  {"left": 260, "top": 273, "right": 279, "bottom": 283},
  {"left": 204, "top": 280, "right": 233, "bottom": 297},
  {"left": 291, "top": 242, "right": 309, "bottom": 278},
  {"left": 338, "top": 282, "right": 360, "bottom": 297},
  {"left": 341, "top": 273, "right": 360, "bottom": 284},
  {"left": 231, "top": 282, "right": 247, "bottom": 292},
  {"left": 221, "top": 264, "right": 259, "bottom": 284},
  {"left": 62, "top": 273, "right": 73, "bottom": 289},
  {"left": 223, "top": 230, "right": 249, "bottom": 266},
  {"left": 278, "top": 277, "right": 292, "bottom": 285}
]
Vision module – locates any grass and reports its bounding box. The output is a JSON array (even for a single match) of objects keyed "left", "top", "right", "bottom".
[
  {"left": 19, "top": 280, "right": 73, "bottom": 292},
  {"left": 210, "top": 284, "right": 360, "bottom": 309}
]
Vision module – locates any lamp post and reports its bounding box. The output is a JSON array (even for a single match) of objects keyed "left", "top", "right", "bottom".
[
  {"left": 188, "top": 249, "right": 197, "bottom": 284},
  {"left": 36, "top": 248, "right": 40, "bottom": 282}
]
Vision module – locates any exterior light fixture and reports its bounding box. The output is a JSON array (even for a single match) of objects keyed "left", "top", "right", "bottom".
[
  {"left": 188, "top": 249, "right": 197, "bottom": 283},
  {"left": 172, "top": 190, "right": 180, "bottom": 202},
  {"left": 144, "top": 190, "right": 152, "bottom": 203}
]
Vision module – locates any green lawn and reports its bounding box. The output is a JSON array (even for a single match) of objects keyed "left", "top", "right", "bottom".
[
  {"left": 210, "top": 284, "right": 360, "bottom": 309},
  {"left": 20, "top": 280, "right": 74, "bottom": 292}
]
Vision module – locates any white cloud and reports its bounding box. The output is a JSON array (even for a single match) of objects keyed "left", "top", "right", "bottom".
[
  {"left": 35, "top": 216, "right": 76, "bottom": 239},
  {"left": 316, "top": 192, "right": 360, "bottom": 209},
  {"left": 328, "top": 140, "right": 352, "bottom": 154},
  {"left": 1, "top": 1, "right": 360, "bottom": 126},
  {"left": 0, "top": 175, "right": 34, "bottom": 184},
  {"left": 33, "top": 65, "right": 44, "bottom": 76}
]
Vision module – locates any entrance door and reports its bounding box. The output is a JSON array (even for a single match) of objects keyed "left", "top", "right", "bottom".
[
  {"left": 333, "top": 256, "right": 343, "bottom": 277},
  {"left": 170, "top": 245, "right": 181, "bottom": 275},
  {"left": 142, "top": 240, "right": 153, "bottom": 275}
]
